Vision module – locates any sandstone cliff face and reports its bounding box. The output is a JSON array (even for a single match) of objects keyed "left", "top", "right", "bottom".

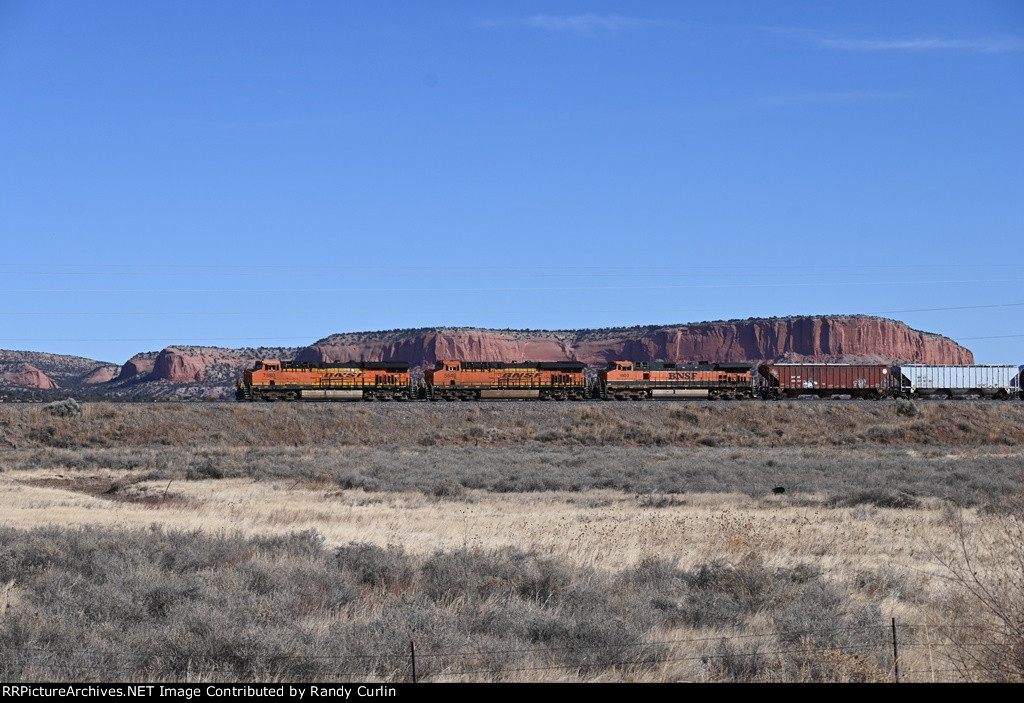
[
  {"left": 80, "top": 366, "right": 119, "bottom": 384},
  {"left": 295, "top": 330, "right": 576, "bottom": 367},
  {"left": 299, "top": 317, "right": 973, "bottom": 368},
  {"left": 151, "top": 349, "right": 209, "bottom": 383},
  {"left": 572, "top": 317, "right": 974, "bottom": 366},
  {"left": 0, "top": 351, "right": 117, "bottom": 389},
  {"left": 117, "top": 349, "right": 241, "bottom": 384},
  {"left": 118, "top": 346, "right": 300, "bottom": 385},
  {"left": 0, "top": 363, "right": 59, "bottom": 389},
  {"left": 117, "top": 356, "right": 157, "bottom": 381}
]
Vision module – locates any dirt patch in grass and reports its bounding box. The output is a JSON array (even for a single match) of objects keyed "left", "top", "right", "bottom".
[{"left": 21, "top": 474, "right": 193, "bottom": 508}]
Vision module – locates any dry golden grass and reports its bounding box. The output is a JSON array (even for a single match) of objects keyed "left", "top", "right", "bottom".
[
  {"left": 0, "top": 400, "right": 1021, "bottom": 682},
  {"left": 0, "top": 468, "right": 975, "bottom": 682},
  {"left": 2, "top": 398, "right": 1022, "bottom": 449},
  {"left": 0, "top": 467, "right": 955, "bottom": 572}
]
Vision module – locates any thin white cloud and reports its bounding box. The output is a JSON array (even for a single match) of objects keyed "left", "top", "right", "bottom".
[
  {"left": 818, "top": 36, "right": 1024, "bottom": 53},
  {"left": 772, "top": 27, "right": 1024, "bottom": 53},
  {"left": 476, "top": 14, "right": 670, "bottom": 35}
]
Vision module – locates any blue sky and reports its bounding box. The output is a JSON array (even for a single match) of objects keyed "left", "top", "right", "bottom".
[{"left": 1, "top": 1, "right": 1022, "bottom": 364}]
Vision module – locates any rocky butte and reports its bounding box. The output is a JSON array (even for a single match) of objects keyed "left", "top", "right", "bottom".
[
  {"left": 0, "top": 363, "right": 59, "bottom": 390},
  {"left": 297, "top": 316, "right": 974, "bottom": 368}
]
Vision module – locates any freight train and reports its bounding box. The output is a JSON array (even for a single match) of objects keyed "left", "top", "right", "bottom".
[{"left": 237, "top": 359, "right": 1023, "bottom": 401}]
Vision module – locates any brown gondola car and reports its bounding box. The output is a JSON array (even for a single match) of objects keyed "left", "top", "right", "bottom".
[
  {"left": 425, "top": 360, "right": 588, "bottom": 400},
  {"left": 757, "top": 363, "right": 894, "bottom": 399},
  {"left": 236, "top": 360, "right": 413, "bottom": 401},
  {"left": 596, "top": 360, "right": 755, "bottom": 400}
]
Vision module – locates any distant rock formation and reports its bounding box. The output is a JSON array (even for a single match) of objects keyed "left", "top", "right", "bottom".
[
  {"left": 0, "top": 350, "right": 118, "bottom": 390},
  {"left": 299, "top": 316, "right": 973, "bottom": 368},
  {"left": 117, "top": 346, "right": 300, "bottom": 386},
  {"left": 116, "top": 354, "right": 158, "bottom": 381},
  {"left": 152, "top": 348, "right": 208, "bottom": 383},
  {"left": 0, "top": 363, "right": 59, "bottom": 389},
  {"left": 80, "top": 366, "right": 119, "bottom": 384}
]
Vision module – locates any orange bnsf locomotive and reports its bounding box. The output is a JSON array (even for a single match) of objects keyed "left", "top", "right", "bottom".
[
  {"left": 236, "top": 360, "right": 413, "bottom": 401},
  {"left": 425, "top": 360, "right": 588, "bottom": 401},
  {"left": 596, "top": 361, "right": 756, "bottom": 400}
]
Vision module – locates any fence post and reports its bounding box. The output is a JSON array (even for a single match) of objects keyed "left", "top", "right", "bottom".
[
  {"left": 410, "top": 640, "right": 417, "bottom": 683},
  {"left": 891, "top": 618, "right": 900, "bottom": 683}
]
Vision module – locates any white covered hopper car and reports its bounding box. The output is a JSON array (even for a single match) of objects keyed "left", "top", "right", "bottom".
[{"left": 896, "top": 365, "right": 1021, "bottom": 399}]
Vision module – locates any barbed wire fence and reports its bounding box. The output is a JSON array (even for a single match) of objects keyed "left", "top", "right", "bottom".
[{"left": 1, "top": 620, "right": 1016, "bottom": 683}]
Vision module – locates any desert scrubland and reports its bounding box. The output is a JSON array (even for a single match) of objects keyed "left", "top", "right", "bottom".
[{"left": 0, "top": 400, "right": 1021, "bottom": 682}]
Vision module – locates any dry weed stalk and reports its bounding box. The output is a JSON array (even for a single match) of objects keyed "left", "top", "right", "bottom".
[{"left": 933, "top": 496, "right": 1024, "bottom": 682}]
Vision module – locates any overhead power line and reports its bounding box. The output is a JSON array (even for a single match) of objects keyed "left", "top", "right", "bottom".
[
  {"left": 3, "top": 277, "right": 1024, "bottom": 293},
  {"left": 0, "top": 302, "right": 1021, "bottom": 317}
]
